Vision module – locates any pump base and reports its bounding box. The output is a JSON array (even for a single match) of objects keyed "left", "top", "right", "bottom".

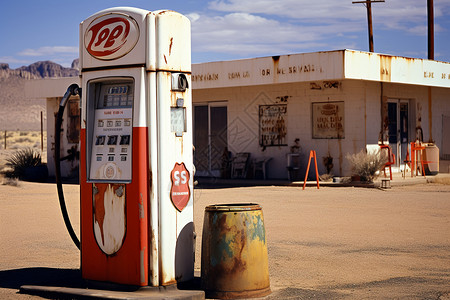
[{"left": 20, "top": 284, "right": 205, "bottom": 300}]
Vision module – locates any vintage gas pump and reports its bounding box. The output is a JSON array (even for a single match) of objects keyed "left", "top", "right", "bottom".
[{"left": 58, "top": 7, "right": 194, "bottom": 287}]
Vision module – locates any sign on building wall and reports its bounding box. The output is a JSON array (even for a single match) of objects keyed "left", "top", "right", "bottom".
[
  {"left": 312, "top": 101, "right": 345, "bottom": 139},
  {"left": 259, "top": 104, "right": 287, "bottom": 146}
]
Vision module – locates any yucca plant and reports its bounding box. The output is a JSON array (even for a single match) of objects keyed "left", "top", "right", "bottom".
[{"left": 5, "top": 148, "right": 42, "bottom": 179}]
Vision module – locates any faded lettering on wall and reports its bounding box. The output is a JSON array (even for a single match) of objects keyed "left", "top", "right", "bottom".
[{"left": 312, "top": 102, "right": 345, "bottom": 139}]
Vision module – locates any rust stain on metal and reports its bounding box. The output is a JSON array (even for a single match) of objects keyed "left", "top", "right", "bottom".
[
  {"left": 150, "top": 229, "right": 157, "bottom": 256},
  {"left": 380, "top": 54, "right": 392, "bottom": 82},
  {"left": 272, "top": 56, "right": 280, "bottom": 83},
  {"left": 164, "top": 54, "right": 168, "bottom": 64},
  {"left": 170, "top": 88, "right": 178, "bottom": 106},
  {"left": 149, "top": 227, "right": 158, "bottom": 284},
  {"left": 169, "top": 37, "right": 173, "bottom": 56},
  {"left": 230, "top": 229, "right": 247, "bottom": 274}
]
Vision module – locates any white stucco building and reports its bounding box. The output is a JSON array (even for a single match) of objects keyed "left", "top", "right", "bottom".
[{"left": 26, "top": 50, "right": 450, "bottom": 179}]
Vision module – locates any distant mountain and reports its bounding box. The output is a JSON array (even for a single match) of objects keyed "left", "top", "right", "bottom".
[
  {"left": 0, "top": 60, "right": 79, "bottom": 80},
  {"left": 0, "top": 59, "right": 79, "bottom": 131}
]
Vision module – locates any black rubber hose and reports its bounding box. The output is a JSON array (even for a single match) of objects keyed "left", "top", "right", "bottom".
[{"left": 55, "top": 84, "right": 81, "bottom": 250}]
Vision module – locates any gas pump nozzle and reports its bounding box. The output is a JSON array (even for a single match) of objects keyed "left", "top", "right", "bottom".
[{"left": 60, "top": 83, "right": 81, "bottom": 107}]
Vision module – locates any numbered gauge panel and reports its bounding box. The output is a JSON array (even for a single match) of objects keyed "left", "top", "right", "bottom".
[{"left": 88, "top": 79, "right": 133, "bottom": 181}]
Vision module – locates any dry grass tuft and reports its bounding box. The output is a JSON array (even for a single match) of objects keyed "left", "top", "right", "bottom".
[
  {"left": 1, "top": 175, "right": 20, "bottom": 187},
  {"left": 346, "top": 149, "right": 387, "bottom": 182}
]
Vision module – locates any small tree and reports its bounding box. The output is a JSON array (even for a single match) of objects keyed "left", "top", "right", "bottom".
[{"left": 346, "top": 149, "right": 387, "bottom": 182}]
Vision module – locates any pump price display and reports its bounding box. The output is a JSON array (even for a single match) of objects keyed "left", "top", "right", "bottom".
[{"left": 98, "top": 84, "right": 133, "bottom": 108}]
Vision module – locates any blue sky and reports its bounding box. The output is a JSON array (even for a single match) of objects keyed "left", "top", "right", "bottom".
[{"left": 1, "top": 0, "right": 449, "bottom": 69}]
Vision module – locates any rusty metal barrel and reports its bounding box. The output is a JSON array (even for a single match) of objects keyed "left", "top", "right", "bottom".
[{"left": 201, "top": 203, "right": 270, "bottom": 299}]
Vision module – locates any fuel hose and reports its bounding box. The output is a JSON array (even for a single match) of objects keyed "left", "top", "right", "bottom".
[{"left": 55, "top": 84, "right": 81, "bottom": 250}]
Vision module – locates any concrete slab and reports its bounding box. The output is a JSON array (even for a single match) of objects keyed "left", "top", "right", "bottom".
[{"left": 20, "top": 284, "right": 205, "bottom": 300}]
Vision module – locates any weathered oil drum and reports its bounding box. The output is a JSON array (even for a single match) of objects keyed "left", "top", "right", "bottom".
[
  {"left": 423, "top": 144, "right": 439, "bottom": 175},
  {"left": 201, "top": 203, "right": 270, "bottom": 299}
]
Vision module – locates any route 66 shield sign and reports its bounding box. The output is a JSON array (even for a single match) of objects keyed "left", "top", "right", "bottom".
[{"left": 170, "top": 162, "right": 191, "bottom": 212}]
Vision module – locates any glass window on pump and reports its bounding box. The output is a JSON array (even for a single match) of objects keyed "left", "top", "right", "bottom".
[{"left": 98, "top": 83, "right": 133, "bottom": 109}]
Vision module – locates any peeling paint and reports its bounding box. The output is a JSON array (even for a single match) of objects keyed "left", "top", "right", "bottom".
[{"left": 93, "top": 183, "right": 126, "bottom": 255}]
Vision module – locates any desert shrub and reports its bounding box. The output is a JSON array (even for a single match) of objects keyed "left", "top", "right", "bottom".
[
  {"left": 4, "top": 148, "right": 42, "bottom": 178},
  {"left": 15, "top": 137, "right": 33, "bottom": 143},
  {"left": 346, "top": 149, "right": 387, "bottom": 182},
  {"left": 2, "top": 177, "right": 20, "bottom": 187},
  {"left": 20, "top": 131, "right": 28, "bottom": 136}
]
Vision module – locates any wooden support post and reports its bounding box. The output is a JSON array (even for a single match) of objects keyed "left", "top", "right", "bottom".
[
  {"left": 303, "top": 150, "right": 320, "bottom": 190},
  {"left": 41, "top": 111, "right": 44, "bottom": 153}
]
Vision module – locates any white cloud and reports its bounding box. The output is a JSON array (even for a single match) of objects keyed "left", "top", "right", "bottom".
[
  {"left": 4, "top": 46, "right": 79, "bottom": 68},
  {"left": 0, "top": 56, "right": 31, "bottom": 65},
  {"left": 187, "top": 0, "right": 449, "bottom": 61},
  {"left": 208, "top": 0, "right": 450, "bottom": 33},
  {"left": 190, "top": 11, "right": 363, "bottom": 58},
  {"left": 18, "top": 46, "right": 78, "bottom": 57},
  {"left": 209, "top": 0, "right": 371, "bottom": 21}
]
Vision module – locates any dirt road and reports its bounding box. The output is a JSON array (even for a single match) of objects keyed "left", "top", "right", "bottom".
[{"left": 1, "top": 180, "right": 449, "bottom": 299}]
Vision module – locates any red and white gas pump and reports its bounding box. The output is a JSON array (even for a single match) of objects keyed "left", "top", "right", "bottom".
[{"left": 77, "top": 7, "right": 193, "bottom": 286}]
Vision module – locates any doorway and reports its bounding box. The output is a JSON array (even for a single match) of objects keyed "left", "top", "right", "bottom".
[
  {"left": 388, "top": 99, "right": 410, "bottom": 166},
  {"left": 193, "top": 103, "right": 228, "bottom": 177}
]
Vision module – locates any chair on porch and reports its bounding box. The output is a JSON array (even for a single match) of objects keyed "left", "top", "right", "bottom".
[
  {"left": 231, "top": 152, "right": 251, "bottom": 179},
  {"left": 253, "top": 157, "right": 272, "bottom": 180},
  {"left": 379, "top": 144, "right": 395, "bottom": 180}
]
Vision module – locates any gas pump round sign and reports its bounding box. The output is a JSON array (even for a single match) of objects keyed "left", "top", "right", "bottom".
[
  {"left": 170, "top": 163, "right": 191, "bottom": 212},
  {"left": 85, "top": 13, "right": 139, "bottom": 60}
]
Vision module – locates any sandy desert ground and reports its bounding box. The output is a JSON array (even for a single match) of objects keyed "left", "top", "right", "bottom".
[
  {"left": 0, "top": 180, "right": 449, "bottom": 299},
  {"left": 0, "top": 133, "right": 449, "bottom": 299}
]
